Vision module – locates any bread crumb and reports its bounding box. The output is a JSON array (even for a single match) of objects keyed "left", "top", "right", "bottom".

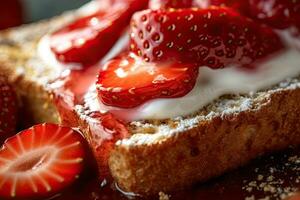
[
  {"left": 245, "top": 195, "right": 255, "bottom": 200},
  {"left": 242, "top": 153, "right": 299, "bottom": 200},
  {"left": 159, "top": 192, "right": 170, "bottom": 200}
]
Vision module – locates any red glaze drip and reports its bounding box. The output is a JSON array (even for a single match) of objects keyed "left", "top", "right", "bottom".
[
  {"left": 49, "top": 64, "right": 129, "bottom": 180},
  {"left": 83, "top": 111, "right": 129, "bottom": 178},
  {"left": 49, "top": 65, "right": 100, "bottom": 126}
]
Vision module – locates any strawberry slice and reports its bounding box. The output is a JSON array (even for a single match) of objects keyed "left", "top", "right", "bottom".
[
  {"left": 0, "top": 123, "right": 87, "bottom": 199},
  {"left": 50, "top": 0, "right": 148, "bottom": 66},
  {"left": 97, "top": 53, "right": 199, "bottom": 108},
  {"left": 130, "top": 7, "right": 284, "bottom": 69},
  {"left": 0, "top": 74, "right": 18, "bottom": 142}
]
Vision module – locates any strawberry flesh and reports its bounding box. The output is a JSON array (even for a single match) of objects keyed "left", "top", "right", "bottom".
[
  {"left": 130, "top": 8, "right": 284, "bottom": 69},
  {"left": 247, "top": 0, "right": 300, "bottom": 30},
  {"left": 0, "top": 74, "right": 18, "bottom": 142},
  {"left": 149, "top": 0, "right": 195, "bottom": 9},
  {"left": 50, "top": 0, "right": 148, "bottom": 66},
  {"left": 0, "top": 123, "right": 87, "bottom": 199},
  {"left": 149, "top": 0, "right": 248, "bottom": 12},
  {"left": 97, "top": 53, "right": 199, "bottom": 108}
]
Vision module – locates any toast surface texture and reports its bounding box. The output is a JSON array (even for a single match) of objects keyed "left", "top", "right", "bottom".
[{"left": 0, "top": 5, "right": 300, "bottom": 196}]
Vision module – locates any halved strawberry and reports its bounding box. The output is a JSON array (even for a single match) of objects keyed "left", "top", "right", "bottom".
[
  {"left": 0, "top": 123, "right": 87, "bottom": 199},
  {"left": 0, "top": 74, "right": 18, "bottom": 142},
  {"left": 50, "top": 0, "right": 148, "bottom": 66},
  {"left": 130, "top": 7, "right": 284, "bottom": 69},
  {"left": 97, "top": 53, "right": 199, "bottom": 108}
]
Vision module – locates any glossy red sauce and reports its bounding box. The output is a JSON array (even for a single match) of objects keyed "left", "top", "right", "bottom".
[{"left": 49, "top": 65, "right": 100, "bottom": 126}]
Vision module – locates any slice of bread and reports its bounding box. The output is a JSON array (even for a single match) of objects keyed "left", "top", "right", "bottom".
[{"left": 0, "top": 5, "right": 300, "bottom": 196}]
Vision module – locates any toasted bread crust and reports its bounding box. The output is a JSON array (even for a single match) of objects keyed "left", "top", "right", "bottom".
[
  {"left": 109, "top": 88, "right": 300, "bottom": 195},
  {"left": 0, "top": 46, "right": 60, "bottom": 126}
]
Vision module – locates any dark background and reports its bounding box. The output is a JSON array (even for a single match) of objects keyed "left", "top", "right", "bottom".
[{"left": 22, "top": 0, "right": 90, "bottom": 22}]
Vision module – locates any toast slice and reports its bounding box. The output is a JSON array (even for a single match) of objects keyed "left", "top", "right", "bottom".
[{"left": 0, "top": 2, "right": 300, "bottom": 196}]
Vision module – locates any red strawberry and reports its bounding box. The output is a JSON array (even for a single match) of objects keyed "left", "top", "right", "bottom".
[
  {"left": 130, "top": 7, "right": 284, "bottom": 69},
  {"left": 97, "top": 53, "right": 198, "bottom": 108},
  {"left": 0, "top": 123, "right": 87, "bottom": 199},
  {"left": 0, "top": 0, "right": 23, "bottom": 30},
  {"left": 247, "top": 0, "right": 300, "bottom": 30},
  {"left": 0, "top": 75, "right": 18, "bottom": 142},
  {"left": 149, "top": 0, "right": 248, "bottom": 12},
  {"left": 149, "top": 0, "right": 195, "bottom": 9},
  {"left": 50, "top": 0, "right": 148, "bottom": 66}
]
